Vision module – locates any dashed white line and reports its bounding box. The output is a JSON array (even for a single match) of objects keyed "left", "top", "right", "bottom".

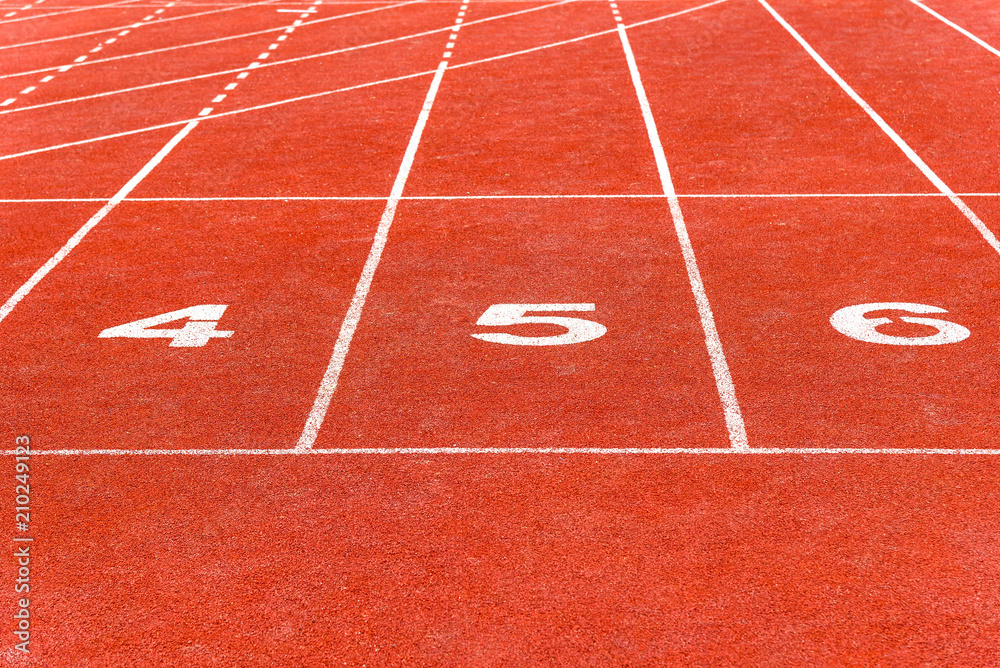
[
  {"left": 0, "top": 2, "right": 725, "bottom": 159},
  {"left": 0, "top": 0, "right": 285, "bottom": 52}
]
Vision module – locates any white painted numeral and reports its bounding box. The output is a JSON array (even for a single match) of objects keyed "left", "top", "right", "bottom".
[
  {"left": 471, "top": 303, "right": 607, "bottom": 346},
  {"left": 830, "top": 302, "right": 970, "bottom": 346},
  {"left": 99, "top": 305, "right": 234, "bottom": 348}
]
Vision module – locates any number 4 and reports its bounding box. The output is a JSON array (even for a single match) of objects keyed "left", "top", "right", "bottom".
[{"left": 99, "top": 305, "right": 234, "bottom": 348}]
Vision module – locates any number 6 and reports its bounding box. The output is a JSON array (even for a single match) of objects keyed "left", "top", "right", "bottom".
[
  {"left": 830, "top": 302, "right": 970, "bottom": 345},
  {"left": 472, "top": 303, "right": 607, "bottom": 346}
]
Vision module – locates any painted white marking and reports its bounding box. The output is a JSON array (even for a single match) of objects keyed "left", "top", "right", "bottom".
[
  {"left": 0, "top": 98, "right": 14, "bottom": 106},
  {"left": 19, "top": 86, "right": 34, "bottom": 94},
  {"left": 0, "top": 0, "right": 140, "bottom": 26},
  {"left": 154, "top": 7, "right": 164, "bottom": 13},
  {"left": 258, "top": 52, "right": 270, "bottom": 58},
  {"left": 268, "top": 43, "right": 278, "bottom": 49},
  {"left": 104, "top": 37, "right": 116, "bottom": 44},
  {"left": 906, "top": 0, "right": 1000, "bottom": 59},
  {"left": 446, "top": 41, "right": 454, "bottom": 48},
  {"left": 73, "top": 55, "right": 87, "bottom": 62},
  {"left": 99, "top": 305, "right": 233, "bottom": 347},
  {"left": 0, "top": 121, "right": 198, "bottom": 326},
  {"left": 3, "top": 11, "right": 16, "bottom": 16},
  {"left": 9, "top": 193, "right": 1000, "bottom": 204},
  {"left": 442, "top": 50, "right": 452, "bottom": 57},
  {"left": 89, "top": 46, "right": 102, "bottom": 52},
  {"left": 198, "top": 107, "right": 213, "bottom": 115},
  {"left": 212, "top": 94, "right": 226, "bottom": 102},
  {"left": 298, "top": 11, "right": 308, "bottom": 17},
  {"left": 292, "top": 18, "right": 302, "bottom": 24},
  {"left": 296, "top": 59, "right": 451, "bottom": 451},
  {"left": 40, "top": 75, "right": 53, "bottom": 82},
  {"left": 0, "top": 0, "right": 567, "bottom": 92},
  {"left": 284, "top": 26, "right": 294, "bottom": 32},
  {"left": 472, "top": 304, "right": 607, "bottom": 346},
  {"left": 142, "top": 14, "right": 154, "bottom": 19},
  {"left": 0, "top": 0, "right": 286, "bottom": 53},
  {"left": 830, "top": 302, "right": 970, "bottom": 345},
  {"left": 3, "top": 447, "right": 999, "bottom": 457},
  {"left": 0, "top": 2, "right": 728, "bottom": 159},
  {"left": 58, "top": 65, "right": 71, "bottom": 72},
  {"left": 118, "top": 29, "right": 129, "bottom": 35},
  {"left": 758, "top": 0, "right": 1000, "bottom": 258},
  {"left": 277, "top": 34, "right": 286, "bottom": 40},
  {"left": 225, "top": 82, "right": 238, "bottom": 90},
  {"left": 248, "top": 61, "right": 260, "bottom": 68},
  {"left": 236, "top": 71, "right": 249, "bottom": 78},
  {"left": 616, "top": 22, "right": 749, "bottom": 452}
]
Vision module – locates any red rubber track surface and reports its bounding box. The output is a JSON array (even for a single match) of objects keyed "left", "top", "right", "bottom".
[{"left": 2, "top": 0, "right": 1000, "bottom": 664}]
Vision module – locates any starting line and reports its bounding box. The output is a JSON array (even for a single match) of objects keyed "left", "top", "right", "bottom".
[{"left": 4, "top": 448, "right": 1000, "bottom": 456}]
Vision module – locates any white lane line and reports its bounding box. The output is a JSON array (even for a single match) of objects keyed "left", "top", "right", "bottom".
[
  {"left": 0, "top": 1, "right": 727, "bottom": 161},
  {"left": 906, "top": 0, "right": 1000, "bottom": 58},
  {"left": 297, "top": 11, "right": 464, "bottom": 450},
  {"left": 0, "top": 0, "right": 567, "bottom": 104},
  {"left": 616, "top": 22, "right": 748, "bottom": 452},
  {"left": 4, "top": 447, "right": 999, "bottom": 456},
  {"left": 0, "top": 122, "right": 199, "bottom": 326},
  {"left": 0, "top": 0, "right": 284, "bottom": 52},
  {"left": 296, "top": 62, "right": 450, "bottom": 450},
  {"left": 0, "top": 0, "right": 416, "bottom": 68},
  {"left": 759, "top": 0, "right": 1000, "bottom": 258},
  {"left": 11, "top": 192, "right": 1000, "bottom": 203}
]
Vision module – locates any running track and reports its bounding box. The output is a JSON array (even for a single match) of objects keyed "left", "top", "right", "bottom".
[{"left": 2, "top": 0, "right": 1000, "bottom": 663}]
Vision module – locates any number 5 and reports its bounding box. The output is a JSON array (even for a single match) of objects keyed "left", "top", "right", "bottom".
[
  {"left": 830, "top": 302, "right": 970, "bottom": 345},
  {"left": 471, "top": 303, "right": 607, "bottom": 346}
]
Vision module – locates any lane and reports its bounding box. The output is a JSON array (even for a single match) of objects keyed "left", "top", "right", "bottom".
[
  {"left": 763, "top": 0, "right": 1000, "bottom": 195},
  {"left": 615, "top": 0, "right": 1000, "bottom": 450},
  {"left": 0, "top": 5, "right": 455, "bottom": 450},
  {"left": 311, "top": 0, "right": 731, "bottom": 450},
  {"left": 0, "top": 129, "right": 182, "bottom": 297},
  {"left": 0, "top": 200, "right": 389, "bottom": 451},
  {"left": 620, "top": 0, "right": 931, "bottom": 196},
  {"left": 686, "top": 196, "right": 1000, "bottom": 450}
]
